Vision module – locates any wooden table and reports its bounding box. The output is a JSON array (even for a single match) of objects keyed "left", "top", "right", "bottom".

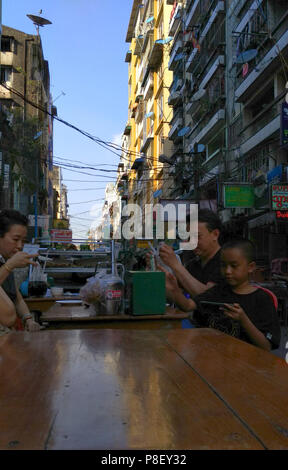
[
  {"left": 40, "top": 304, "right": 189, "bottom": 329},
  {"left": 26, "top": 295, "right": 81, "bottom": 312},
  {"left": 0, "top": 328, "right": 288, "bottom": 450}
]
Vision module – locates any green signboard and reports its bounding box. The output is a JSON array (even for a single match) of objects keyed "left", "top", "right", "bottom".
[{"left": 224, "top": 184, "right": 254, "bottom": 208}]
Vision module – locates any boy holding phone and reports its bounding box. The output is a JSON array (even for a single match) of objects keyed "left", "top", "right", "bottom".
[{"left": 162, "top": 239, "right": 281, "bottom": 351}]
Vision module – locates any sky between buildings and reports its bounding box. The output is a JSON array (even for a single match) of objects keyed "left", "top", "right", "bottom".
[{"left": 2, "top": 0, "right": 133, "bottom": 240}]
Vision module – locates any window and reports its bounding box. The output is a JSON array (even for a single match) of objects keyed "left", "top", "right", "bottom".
[
  {"left": 0, "top": 67, "right": 12, "bottom": 84},
  {"left": 1, "top": 36, "right": 12, "bottom": 52},
  {"left": 158, "top": 91, "right": 164, "bottom": 120},
  {"left": 158, "top": 128, "right": 164, "bottom": 156}
]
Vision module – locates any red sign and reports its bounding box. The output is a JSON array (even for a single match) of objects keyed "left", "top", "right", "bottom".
[
  {"left": 50, "top": 229, "right": 72, "bottom": 242},
  {"left": 276, "top": 211, "right": 288, "bottom": 219},
  {"left": 272, "top": 185, "right": 288, "bottom": 210}
]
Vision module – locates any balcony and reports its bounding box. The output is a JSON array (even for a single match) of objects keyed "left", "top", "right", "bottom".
[
  {"left": 141, "top": 129, "right": 154, "bottom": 153},
  {"left": 200, "top": 2, "right": 225, "bottom": 45},
  {"left": 185, "top": 89, "right": 207, "bottom": 117},
  {"left": 168, "top": 116, "right": 183, "bottom": 140},
  {"left": 185, "top": 0, "right": 200, "bottom": 31},
  {"left": 240, "top": 96, "right": 283, "bottom": 155},
  {"left": 198, "top": 55, "right": 225, "bottom": 89},
  {"left": 186, "top": 47, "right": 198, "bottom": 73},
  {"left": 169, "top": 4, "right": 182, "bottom": 36},
  {"left": 148, "top": 41, "right": 163, "bottom": 69},
  {"left": 234, "top": 0, "right": 265, "bottom": 35},
  {"left": 134, "top": 35, "right": 144, "bottom": 56},
  {"left": 142, "top": 71, "right": 153, "bottom": 100},
  {"left": 189, "top": 109, "right": 225, "bottom": 149},
  {"left": 168, "top": 91, "right": 182, "bottom": 106},
  {"left": 168, "top": 45, "right": 184, "bottom": 71},
  {"left": 235, "top": 29, "right": 288, "bottom": 103}
]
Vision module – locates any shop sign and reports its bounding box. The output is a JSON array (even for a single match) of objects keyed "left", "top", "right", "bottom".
[
  {"left": 276, "top": 210, "right": 288, "bottom": 219},
  {"left": 223, "top": 184, "right": 254, "bottom": 208},
  {"left": 280, "top": 102, "right": 288, "bottom": 147},
  {"left": 50, "top": 229, "right": 72, "bottom": 242},
  {"left": 28, "top": 215, "right": 50, "bottom": 229},
  {"left": 271, "top": 185, "right": 288, "bottom": 210}
]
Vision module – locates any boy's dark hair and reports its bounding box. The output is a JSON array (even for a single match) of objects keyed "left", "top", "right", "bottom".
[
  {"left": 0, "top": 209, "right": 28, "bottom": 237},
  {"left": 221, "top": 239, "right": 256, "bottom": 263}
]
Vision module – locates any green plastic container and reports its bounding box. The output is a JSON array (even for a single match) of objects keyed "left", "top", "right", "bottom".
[{"left": 126, "top": 271, "right": 166, "bottom": 315}]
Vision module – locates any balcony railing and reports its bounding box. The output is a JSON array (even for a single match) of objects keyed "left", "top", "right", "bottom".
[
  {"left": 240, "top": 93, "right": 284, "bottom": 153},
  {"left": 235, "top": 22, "right": 288, "bottom": 102}
]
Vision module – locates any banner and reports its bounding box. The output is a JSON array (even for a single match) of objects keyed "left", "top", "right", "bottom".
[{"left": 50, "top": 229, "right": 72, "bottom": 242}]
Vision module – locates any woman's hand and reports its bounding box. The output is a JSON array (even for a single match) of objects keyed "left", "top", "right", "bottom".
[
  {"left": 25, "top": 318, "right": 42, "bottom": 332},
  {"left": 6, "top": 252, "right": 38, "bottom": 270}
]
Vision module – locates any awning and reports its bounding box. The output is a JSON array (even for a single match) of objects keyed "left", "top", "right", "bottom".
[{"left": 248, "top": 211, "right": 276, "bottom": 229}]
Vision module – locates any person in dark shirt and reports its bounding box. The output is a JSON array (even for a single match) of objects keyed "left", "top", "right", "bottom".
[
  {"left": 0, "top": 209, "right": 40, "bottom": 333},
  {"left": 163, "top": 239, "right": 281, "bottom": 351},
  {"left": 159, "top": 209, "right": 223, "bottom": 297}
]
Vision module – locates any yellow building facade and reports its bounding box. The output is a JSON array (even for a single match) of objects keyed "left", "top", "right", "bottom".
[{"left": 125, "top": 0, "right": 174, "bottom": 218}]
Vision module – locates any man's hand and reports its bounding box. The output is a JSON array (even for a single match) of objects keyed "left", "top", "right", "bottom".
[
  {"left": 159, "top": 244, "right": 181, "bottom": 270},
  {"left": 157, "top": 263, "right": 180, "bottom": 300}
]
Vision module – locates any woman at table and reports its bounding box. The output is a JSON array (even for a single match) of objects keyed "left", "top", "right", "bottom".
[{"left": 0, "top": 209, "right": 41, "bottom": 335}]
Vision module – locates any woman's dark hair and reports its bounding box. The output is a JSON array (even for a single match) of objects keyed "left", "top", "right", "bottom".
[
  {"left": 0, "top": 209, "right": 28, "bottom": 237},
  {"left": 221, "top": 239, "right": 256, "bottom": 263}
]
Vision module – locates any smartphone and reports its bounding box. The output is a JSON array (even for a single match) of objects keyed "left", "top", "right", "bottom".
[{"left": 199, "top": 301, "right": 231, "bottom": 308}]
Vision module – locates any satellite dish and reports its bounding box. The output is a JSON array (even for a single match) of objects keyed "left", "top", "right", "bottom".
[
  {"left": 178, "top": 126, "right": 191, "bottom": 137},
  {"left": 193, "top": 143, "right": 205, "bottom": 153},
  {"left": 235, "top": 49, "right": 258, "bottom": 64},
  {"left": 27, "top": 14, "right": 52, "bottom": 35}
]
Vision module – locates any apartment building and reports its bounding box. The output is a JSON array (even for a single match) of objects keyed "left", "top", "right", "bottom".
[
  {"left": 124, "top": 0, "right": 174, "bottom": 223},
  {"left": 166, "top": 0, "right": 288, "bottom": 264},
  {"left": 226, "top": 0, "right": 288, "bottom": 263},
  {"left": 168, "top": 0, "right": 225, "bottom": 208},
  {"left": 0, "top": 25, "right": 56, "bottom": 236}
]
